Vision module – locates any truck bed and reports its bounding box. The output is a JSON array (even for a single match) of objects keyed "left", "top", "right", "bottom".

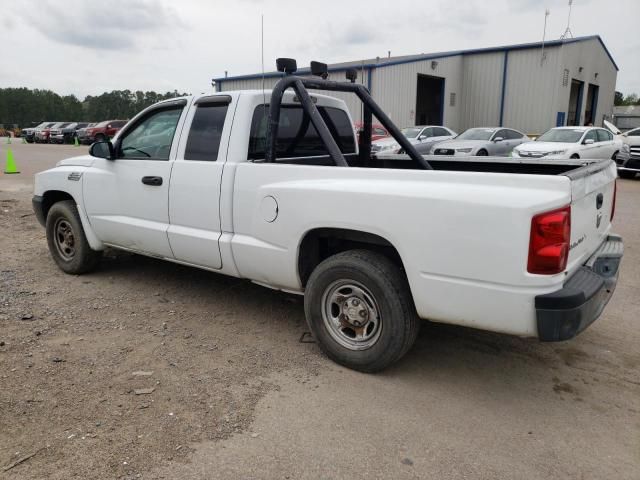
[{"left": 269, "top": 152, "right": 608, "bottom": 176}]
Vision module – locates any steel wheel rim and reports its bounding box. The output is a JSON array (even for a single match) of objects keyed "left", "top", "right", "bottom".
[
  {"left": 321, "top": 280, "right": 382, "bottom": 350},
  {"left": 53, "top": 218, "right": 76, "bottom": 260}
]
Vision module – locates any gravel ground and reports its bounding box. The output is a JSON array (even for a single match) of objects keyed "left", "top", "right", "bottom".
[{"left": 0, "top": 143, "right": 638, "bottom": 479}]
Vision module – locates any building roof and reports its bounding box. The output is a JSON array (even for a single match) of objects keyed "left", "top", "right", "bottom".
[{"left": 213, "top": 35, "right": 618, "bottom": 84}]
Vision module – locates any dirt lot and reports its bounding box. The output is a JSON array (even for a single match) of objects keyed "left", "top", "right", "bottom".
[{"left": 0, "top": 143, "right": 639, "bottom": 479}]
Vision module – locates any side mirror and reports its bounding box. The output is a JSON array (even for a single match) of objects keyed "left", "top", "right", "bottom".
[
  {"left": 583, "top": 138, "right": 595, "bottom": 145},
  {"left": 493, "top": 137, "right": 504, "bottom": 142},
  {"left": 418, "top": 134, "right": 428, "bottom": 141},
  {"left": 89, "top": 140, "right": 115, "bottom": 160}
]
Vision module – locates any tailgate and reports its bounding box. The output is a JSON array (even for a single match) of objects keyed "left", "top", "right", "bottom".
[{"left": 566, "top": 161, "right": 617, "bottom": 272}]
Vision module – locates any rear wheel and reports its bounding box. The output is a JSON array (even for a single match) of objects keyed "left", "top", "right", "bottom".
[
  {"left": 46, "top": 200, "right": 102, "bottom": 274},
  {"left": 476, "top": 149, "right": 488, "bottom": 156},
  {"left": 570, "top": 154, "right": 580, "bottom": 159},
  {"left": 304, "top": 250, "right": 420, "bottom": 372},
  {"left": 618, "top": 170, "right": 636, "bottom": 179}
]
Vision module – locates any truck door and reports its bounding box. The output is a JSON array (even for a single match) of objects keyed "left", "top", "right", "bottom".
[
  {"left": 167, "top": 95, "right": 234, "bottom": 269},
  {"left": 83, "top": 100, "right": 187, "bottom": 257}
]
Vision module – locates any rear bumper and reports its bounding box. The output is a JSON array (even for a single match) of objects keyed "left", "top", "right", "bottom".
[{"left": 535, "top": 234, "right": 623, "bottom": 341}]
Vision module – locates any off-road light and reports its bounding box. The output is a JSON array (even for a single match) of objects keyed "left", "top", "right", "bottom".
[
  {"left": 310, "top": 61, "right": 328, "bottom": 79},
  {"left": 345, "top": 68, "right": 358, "bottom": 83},
  {"left": 276, "top": 58, "right": 297, "bottom": 74}
]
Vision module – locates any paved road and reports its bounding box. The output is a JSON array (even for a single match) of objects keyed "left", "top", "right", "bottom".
[{"left": 0, "top": 143, "right": 638, "bottom": 479}]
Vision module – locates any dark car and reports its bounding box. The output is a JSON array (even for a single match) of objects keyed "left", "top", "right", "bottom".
[
  {"left": 83, "top": 120, "right": 127, "bottom": 144},
  {"left": 49, "top": 122, "right": 75, "bottom": 144},
  {"left": 51, "top": 122, "right": 90, "bottom": 144}
]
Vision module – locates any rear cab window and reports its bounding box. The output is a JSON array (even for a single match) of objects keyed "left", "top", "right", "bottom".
[{"left": 248, "top": 104, "right": 356, "bottom": 161}]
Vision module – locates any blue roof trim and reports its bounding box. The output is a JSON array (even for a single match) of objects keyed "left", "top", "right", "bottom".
[{"left": 212, "top": 35, "right": 617, "bottom": 83}]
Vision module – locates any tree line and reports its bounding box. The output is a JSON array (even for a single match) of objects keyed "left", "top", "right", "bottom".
[
  {"left": 0, "top": 88, "right": 190, "bottom": 127},
  {"left": 614, "top": 91, "right": 640, "bottom": 107}
]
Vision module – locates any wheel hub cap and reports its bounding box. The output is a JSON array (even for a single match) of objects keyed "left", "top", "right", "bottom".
[{"left": 321, "top": 281, "right": 382, "bottom": 351}]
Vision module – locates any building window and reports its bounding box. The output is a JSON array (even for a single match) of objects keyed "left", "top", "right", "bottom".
[{"left": 450, "top": 92, "right": 456, "bottom": 107}]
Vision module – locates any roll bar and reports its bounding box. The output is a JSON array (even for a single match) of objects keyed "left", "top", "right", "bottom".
[{"left": 265, "top": 76, "right": 433, "bottom": 170}]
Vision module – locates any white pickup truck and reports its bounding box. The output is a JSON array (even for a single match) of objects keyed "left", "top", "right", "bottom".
[{"left": 33, "top": 65, "right": 623, "bottom": 372}]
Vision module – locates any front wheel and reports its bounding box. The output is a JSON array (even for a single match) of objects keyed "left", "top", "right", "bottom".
[
  {"left": 46, "top": 200, "right": 102, "bottom": 274},
  {"left": 304, "top": 250, "right": 420, "bottom": 372},
  {"left": 476, "top": 149, "right": 488, "bottom": 156}
]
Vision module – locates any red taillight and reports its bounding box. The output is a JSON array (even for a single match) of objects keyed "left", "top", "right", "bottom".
[
  {"left": 527, "top": 205, "right": 571, "bottom": 274},
  {"left": 611, "top": 180, "right": 617, "bottom": 221}
]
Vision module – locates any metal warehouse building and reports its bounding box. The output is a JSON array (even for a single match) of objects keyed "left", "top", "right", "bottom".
[{"left": 213, "top": 35, "right": 618, "bottom": 135}]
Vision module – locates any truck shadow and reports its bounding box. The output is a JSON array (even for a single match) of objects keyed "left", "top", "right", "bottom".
[{"left": 91, "top": 249, "right": 627, "bottom": 405}]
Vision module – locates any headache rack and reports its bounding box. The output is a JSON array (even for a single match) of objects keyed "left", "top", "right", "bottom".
[{"left": 265, "top": 58, "right": 433, "bottom": 170}]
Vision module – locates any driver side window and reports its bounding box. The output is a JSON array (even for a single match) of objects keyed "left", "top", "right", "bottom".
[
  {"left": 583, "top": 130, "right": 598, "bottom": 143},
  {"left": 420, "top": 128, "right": 433, "bottom": 139},
  {"left": 118, "top": 107, "right": 183, "bottom": 160}
]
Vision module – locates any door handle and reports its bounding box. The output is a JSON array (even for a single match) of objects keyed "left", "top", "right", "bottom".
[{"left": 141, "top": 176, "right": 163, "bottom": 186}]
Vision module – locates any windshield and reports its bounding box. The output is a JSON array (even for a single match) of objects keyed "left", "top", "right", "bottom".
[
  {"left": 401, "top": 127, "right": 423, "bottom": 139},
  {"left": 95, "top": 121, "right": 110, "bottom": 127},
  {"left": 537, "top": 129, "right": 584, "bottom": 143},
  {"left": 457, "top": 128, "right": 495, "bottom": 141}
]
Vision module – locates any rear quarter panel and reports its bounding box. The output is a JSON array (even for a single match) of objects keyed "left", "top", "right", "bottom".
[{"left": 231, "top": 164, "right": 573, "bottom": 336}]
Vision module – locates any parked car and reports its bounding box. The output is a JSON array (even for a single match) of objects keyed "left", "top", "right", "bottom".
[
  {"left": 372, "top": 125, "right": 456, "bottom": 154},
  {"left": 34, "top": 122, "right": 58, "bottom": 143},
  {"left": 33, "top": 76, "right": 622, "bottom": 373},
  {"left": 614, "top": 126, "right": 640, "bottom": 179},
  {"left": 21, "top": 123, "right": 46, "bottom": 143},
  {"left": 51, "top": 122, "right": 90, "bottom": 144},
  {"left": 354, "top": 122, "right": 389, "bottom": 142},
  {"left": 48, "top": 122, "right": 75, "bottom": 144},
  {"left": 82, "top": 120, "right": 128, "bottom": 144},
  {"left": 76, "top": 123, "right": 98, "bottom": 144},
  {"left": 432, "top": 127, "right": 529, "bottom": 156},
  {"left": 512, "top": 127, "right": 622, "bottom": 160}
]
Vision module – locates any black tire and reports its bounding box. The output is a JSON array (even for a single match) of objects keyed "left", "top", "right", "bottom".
[
  {"left": 45, "top": 200, "right": 102, "bottom": 274},
  {"left": 618, "top": 170, "right": 636, "bottom": 179},
  {"left": 476, "top": 149, "right": 488, "bottom": 156},
  {"left": 570, "top": 154, "right": 580, "bottom": 159},
  {"left": 304, "top": 250, "right": 420, "bottom": 372}
]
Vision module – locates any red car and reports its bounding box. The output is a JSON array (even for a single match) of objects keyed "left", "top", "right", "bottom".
[
  {"left": 83, "top": 120, "right": 128, "bottom": 144},
  {"left": 354, "top": 122, "right": 390, "bottom": 142}
]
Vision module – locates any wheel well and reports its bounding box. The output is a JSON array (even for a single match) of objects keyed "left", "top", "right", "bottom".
[
  {"left": 570, "top": 153, "right": 580, "bottom": 159},
  {"left": 298, "top": 228, "right": 404, "bottom": 287},
  {"left": 42, "top": 191, "right": 75, "bottom": 220}
]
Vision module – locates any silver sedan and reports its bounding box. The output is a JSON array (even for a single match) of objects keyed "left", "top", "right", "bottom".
[{"left": 431, "top": 127, "right": 529, "bottom": 156}]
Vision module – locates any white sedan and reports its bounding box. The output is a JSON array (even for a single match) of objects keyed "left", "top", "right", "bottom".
[
  {"left": 372, "top": 125, "right": 456, "bottom": 154},
  {"left": 513, "top": 126, "right": 623, "bottom": 160}
]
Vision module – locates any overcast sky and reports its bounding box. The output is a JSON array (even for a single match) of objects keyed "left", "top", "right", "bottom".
[{"left": 2, "top": 0, "right": 638, "bottom": 98}]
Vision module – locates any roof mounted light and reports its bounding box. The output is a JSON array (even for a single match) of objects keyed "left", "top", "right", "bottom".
[
  {"left": 310, "top": 61, "right": 328, "bottom": 79},
  {"left": 276, "top": 58, "right": 297, "bottom": 74},
  {"left": 345, "top": 68, "right": 358, "bottom": 83}
]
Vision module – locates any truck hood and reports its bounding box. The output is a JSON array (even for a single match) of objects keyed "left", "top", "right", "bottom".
[
  {"left": 56, "top": 156, "right": 95, "bottom": 167},
  {"left": 515, "top": 141, "right": 576, "bottom": 153}
]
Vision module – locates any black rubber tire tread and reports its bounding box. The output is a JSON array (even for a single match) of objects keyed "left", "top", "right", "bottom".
[
  {"left": 570, "top": 154, "right": 580, "bottom": 159},
  {"left": 476, "top": 149, "right": 488, "bottom": 156},
  {"left": 46, "top": 200, "right": 102, "bottom": 274},
  {"left": 304, "top": 249, "right": 420, "bottom": 373},
  {"left": 618, "top": 170, "right": 636, "bottom": 179}
]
